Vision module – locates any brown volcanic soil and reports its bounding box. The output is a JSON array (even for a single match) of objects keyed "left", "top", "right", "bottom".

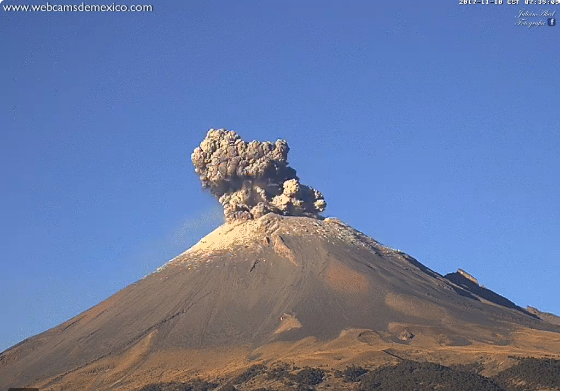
[{"left": 0, "top": 214, "right": 558, "bottom": 391}]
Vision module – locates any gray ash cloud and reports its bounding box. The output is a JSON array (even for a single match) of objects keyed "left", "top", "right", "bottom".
[{"left": 191, "top": 129, "right": 326, "bottom": 222}]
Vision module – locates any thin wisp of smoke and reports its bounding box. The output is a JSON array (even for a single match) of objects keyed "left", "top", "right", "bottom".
[{"left": 192, "top": 129, "right": 326, "bottom": 222}]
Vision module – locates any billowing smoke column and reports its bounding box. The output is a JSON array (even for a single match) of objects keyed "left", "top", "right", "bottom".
[{"left": 192, "top": 129, "right": 327, "bottom": 222}]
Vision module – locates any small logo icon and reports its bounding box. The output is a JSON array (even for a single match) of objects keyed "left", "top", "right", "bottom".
[{"left": 548, "top": 18, "right": 556, "bottom": 26}]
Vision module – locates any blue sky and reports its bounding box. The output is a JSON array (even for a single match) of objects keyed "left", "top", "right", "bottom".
[{"left": 0, "top": 1, "right": 559, "bottom": 352}]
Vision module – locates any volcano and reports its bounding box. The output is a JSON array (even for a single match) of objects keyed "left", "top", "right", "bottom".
[{"left": 1, "top": 214, "right": 558, "bottom": 391}]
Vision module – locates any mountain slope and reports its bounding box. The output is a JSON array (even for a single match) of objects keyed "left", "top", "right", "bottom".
[{"left": 1, "top": 214, "right": 558, "bottom": 391}]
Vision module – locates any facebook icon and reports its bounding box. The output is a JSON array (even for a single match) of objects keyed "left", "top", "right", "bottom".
[{"left": 548, "top": 18, "right": 556, "bottom": 26}]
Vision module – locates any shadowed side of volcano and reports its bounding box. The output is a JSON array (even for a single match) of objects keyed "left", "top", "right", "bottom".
[{"left": 444, "top": 270, "right": 539, "bottom": 318}]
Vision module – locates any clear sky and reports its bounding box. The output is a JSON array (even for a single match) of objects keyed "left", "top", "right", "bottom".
[{"left": 1, "top": 1, "right": 559, "bottom": 352}]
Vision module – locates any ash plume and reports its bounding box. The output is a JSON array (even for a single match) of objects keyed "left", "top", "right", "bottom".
[{"left": 192, "top": 129, "right": 327, "bottom": 222}]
